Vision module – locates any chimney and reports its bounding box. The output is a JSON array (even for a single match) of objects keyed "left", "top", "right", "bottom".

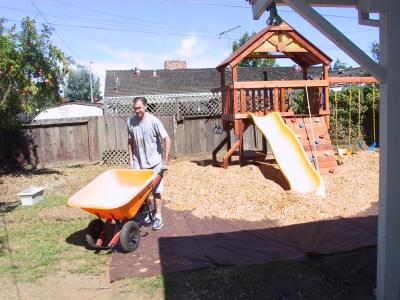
[{"left": 164, "top": 60, "right": 187, "bottom": 70}]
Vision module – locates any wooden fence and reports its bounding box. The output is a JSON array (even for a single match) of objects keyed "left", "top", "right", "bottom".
[{"left": 0, "top": 116, "right": 264, "bottom": 166}]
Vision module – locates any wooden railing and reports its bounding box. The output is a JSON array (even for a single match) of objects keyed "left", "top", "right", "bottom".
[{"left": 214, "top": 80, "right": 330, "bottom": 120}]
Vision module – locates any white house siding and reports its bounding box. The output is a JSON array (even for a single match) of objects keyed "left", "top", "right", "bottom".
[{"left": 34, "top": 104, "right": 103, "bottom": 120}]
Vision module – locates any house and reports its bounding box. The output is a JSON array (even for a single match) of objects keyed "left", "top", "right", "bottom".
[
  {"left": 33, "top": 101, "right": 103, "bottom": 121},
  {"left": 104, "top": 61, "right": 370, "bottom": 97},
  {"left": 103, "top": 62, "right": 370, "bottom": 118},
  {"left": 105, "top": 63, "right": 327, "bottom": 97}
]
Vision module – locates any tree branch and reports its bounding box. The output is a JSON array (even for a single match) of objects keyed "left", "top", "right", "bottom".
[{"left": 0, "top": 84, "right": 12, "bottom": 106}]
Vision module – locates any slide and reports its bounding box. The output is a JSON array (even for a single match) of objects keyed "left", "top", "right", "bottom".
[{"left": 252, "top": 112, "right": 325, "bottom": 196}]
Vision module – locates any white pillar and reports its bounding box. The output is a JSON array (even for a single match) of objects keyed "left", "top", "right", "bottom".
[{"left": 377, "top": 1, "right": 400, "bottom": 299}]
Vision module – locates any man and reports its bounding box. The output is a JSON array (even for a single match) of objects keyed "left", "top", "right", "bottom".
[{"left": 127, "top": 97, "right": 171, "bottom": 230}]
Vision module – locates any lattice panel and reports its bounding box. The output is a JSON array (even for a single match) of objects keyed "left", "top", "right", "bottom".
[
  {"left": 148, "top": 101, "right": 177, "bottom": 116},
  {"left": 102, "top": 149, "right": 129, "bottom": 165},
  {"left": 104, "top": 93, "right": 221, "bottom": 118}
]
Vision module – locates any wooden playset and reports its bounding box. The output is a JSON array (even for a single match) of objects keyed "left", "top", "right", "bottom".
[{"left": 212, "top": 22, "right": 378, "bottom": 175}]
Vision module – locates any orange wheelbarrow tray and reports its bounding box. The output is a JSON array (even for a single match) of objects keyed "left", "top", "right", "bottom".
[{"left": 67, "top": 168, "right": 163, "bottom": 253}]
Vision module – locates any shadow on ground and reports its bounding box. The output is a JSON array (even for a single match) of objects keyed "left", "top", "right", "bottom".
[
  {"left": 161, "top": 246, "right": 376, "bottom": 300},
  {"left": 0, "top": 166, "right": 63, "bottom": 177},
  {"left": 65, "top": 228, "right": 87, "bottom": 248},
  {"left": 107, "top": 203, "right": 377, "bottom": 300},
  {"left": 256, "top": 162, "right": 291, "bottom": 191},
  {"left": 190, "top": 154, "right": 289, "bottom": 191},
  {"left": 0, "top": 201, "right": 20, "bottom": 214}
]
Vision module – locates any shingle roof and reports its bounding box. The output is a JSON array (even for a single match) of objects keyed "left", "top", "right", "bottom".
[
  {"left": 104, "top": 66, "right": 370, "bottom": 97},
  {"left": 217, "top": 22, "right": 332, "bottom": 70}
]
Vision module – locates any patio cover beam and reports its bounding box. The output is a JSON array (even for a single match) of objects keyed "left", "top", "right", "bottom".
[{"left": 280, "top": 0, "right": 385, "bottom": 81}]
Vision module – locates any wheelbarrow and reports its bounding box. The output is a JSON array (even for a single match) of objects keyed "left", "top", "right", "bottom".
[{"left": 67, "top": 168, "right": 163, "bottom": 253}]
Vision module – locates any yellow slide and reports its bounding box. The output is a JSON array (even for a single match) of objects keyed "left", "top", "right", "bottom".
[{"left": 252, "top": 112, "right": 325, "bottom": 196}]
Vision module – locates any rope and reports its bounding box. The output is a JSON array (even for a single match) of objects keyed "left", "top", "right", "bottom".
[
  {"left": 335, "top": 88, "right": 338, "bottom": 148},
  {"left": 372, "top": 84, "right": 376, "bottom": 143},
  {"left": 348, "top": 87, "right": 352, "bottom": 150},
  {"left": 305, "top": 85, "right": 320, "bottom": 174},
  {"left": 358, "top": 85, "right": 362, "bottom": 138}
]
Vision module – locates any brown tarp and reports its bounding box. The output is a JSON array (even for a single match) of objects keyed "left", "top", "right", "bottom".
[{"left": 110, "top": 205, "right": 378, "bottom": 282}]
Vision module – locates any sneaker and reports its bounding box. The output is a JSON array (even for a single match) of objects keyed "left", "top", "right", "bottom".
[
  {"left": 152, "top": 218, "right": 164, "bottom": 230},
  {"left": 143, "top": 214, "right": 152, "bottom": 226}
]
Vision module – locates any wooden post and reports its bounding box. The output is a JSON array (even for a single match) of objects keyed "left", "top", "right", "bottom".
[
  {"left": 240, "top": 89, "right": 246, "bottom": 113},
  {"left": 246, "top": 90, "right": 251, "bottom": 113},
  {"left": 239, "top": 120, "right": 244, "bottom": 167},
  {"left": 264, "top": 89, "right": 269, "bottom": 114},
  {"left": 232, "top": 65, "right": 238, "bottom": 82},
  {"left": 280, "top": 88, "right": 286, "bottom": 112},
  {"left": 226, "top": 122, "right": 232, "bottom": 164},
  {"left": 288, "top": 88, "right": 293, "bottom": 112},
  {"left": 323, "top": 64, "right": 330, "bottom": 127},
  {"left": 273, "top": 88, "right": 279, "bottom": 112},
  {"left": 223, "top": 140, "right": 239, "bottom": 169},
  {"left": 302, "top": 67, "right": 309, "bottom": 113},
  {"left": 220, "top": 70, "right": 226, "bottom": 114},
  {"left": 172, "top": 115, "right": 178, "bottom": 159}
]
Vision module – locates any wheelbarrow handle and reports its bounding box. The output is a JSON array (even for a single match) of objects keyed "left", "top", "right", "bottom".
[{"left": 151, "top": 168, "right": 165, "bottom": 188}]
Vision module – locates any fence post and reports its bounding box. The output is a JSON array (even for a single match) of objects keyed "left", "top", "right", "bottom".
[{"left": 172, "top": 115, "right": 178, "bottom": 159}]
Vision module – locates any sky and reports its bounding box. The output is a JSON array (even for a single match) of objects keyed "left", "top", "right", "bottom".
[{"left": 1, "top": 0, "right": 379, "bottom": 94}]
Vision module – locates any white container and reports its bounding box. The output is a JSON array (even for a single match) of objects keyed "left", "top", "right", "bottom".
[{"left": 18, "top": 187, "right": 45, "bottom": 205}]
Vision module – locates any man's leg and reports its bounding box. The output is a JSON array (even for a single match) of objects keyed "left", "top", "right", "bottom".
[
  {"left": 152, "top": 164, "right": 164, "bottom": 230},
  {"left": 152, "top": 192, "right": 164, "bottom": 230},
  {"left": 153, "top": 193, "right": 162, "bottom": 215}
]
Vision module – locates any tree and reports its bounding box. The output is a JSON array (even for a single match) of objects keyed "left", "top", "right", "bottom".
[
  {"left": 332, "top": 58, "right": 348, "bottom": 72},
  {"left": 232, "top": 31, "right": 277, "bottom": 67},
  {"left": 0, "top": 17, "right": 71, "bottom": 129},
  {"left": 64, "top": 65, "right": 101, "bottom": 101},
  {"left": 370, "top": 41, "right": 380, "bottom": 63}
]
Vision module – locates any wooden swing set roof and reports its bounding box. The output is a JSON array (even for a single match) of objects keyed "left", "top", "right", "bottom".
[{"left": 217, "top": 21, "right": 332, "bottom": 71}]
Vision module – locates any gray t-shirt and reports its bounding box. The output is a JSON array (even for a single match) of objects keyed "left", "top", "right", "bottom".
[{"left": 127, "top": 112, "right": 168, "bottom": 169}]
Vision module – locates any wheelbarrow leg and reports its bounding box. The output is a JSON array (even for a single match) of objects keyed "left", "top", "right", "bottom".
[
  {"left": 108, "top": 230, "right": 122, "bottom": 249},
  {"left": 144, "top": 199, "right": 155, "bottom": 222},
  {"left": 96, "top": 219, "right": 112, "bottom": 248}
]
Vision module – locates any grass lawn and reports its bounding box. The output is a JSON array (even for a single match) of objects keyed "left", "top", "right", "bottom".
[{"left": 0, "top": 196, "right": 110, "bottom": 282}]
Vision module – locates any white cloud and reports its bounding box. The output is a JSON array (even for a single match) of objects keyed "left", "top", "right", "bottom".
[
  {"left": 176, "top": 35, "right": 201, "bottom": 57},
  {"left": 175, "top": 34, "right": 225, "bottom": 68},
  {"left": 90, "top": 37, "right": 228, "bottom": 94}
]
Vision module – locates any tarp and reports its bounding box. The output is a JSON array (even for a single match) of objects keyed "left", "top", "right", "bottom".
[{"left": 110, "top": 205, "right": 378, "bottom": 282}]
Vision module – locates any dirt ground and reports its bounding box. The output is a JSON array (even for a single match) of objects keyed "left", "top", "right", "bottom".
[{"left": 0, "top": 152, "right": 379, "bottom": 299}]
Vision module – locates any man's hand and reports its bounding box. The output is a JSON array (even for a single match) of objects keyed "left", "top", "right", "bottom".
[{"left": 163, "top": 159, "right": 170, "bottom": 170}]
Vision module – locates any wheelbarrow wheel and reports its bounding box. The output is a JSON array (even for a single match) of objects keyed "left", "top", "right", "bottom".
[
  {"left": 85, "top": 219, "right": 104, "bottom": 249},
  {"left": 120, "top": 221, "right": 140, "bottom": 253}
]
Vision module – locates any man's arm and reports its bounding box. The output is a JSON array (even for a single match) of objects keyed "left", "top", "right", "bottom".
[
  {"left": 128, "top": 138, "right": 134, "bottom": 167},
  {"left": 163, "top": 136, "right": 171, "bottom": 163}
]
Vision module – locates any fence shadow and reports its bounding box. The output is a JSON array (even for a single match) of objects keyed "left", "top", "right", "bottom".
[
  {"left": 0, "top": 129, "right": 39, "bottom": 170},
  {"left": 1, "top": 167, "right": 63, "bottom": 177}
]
